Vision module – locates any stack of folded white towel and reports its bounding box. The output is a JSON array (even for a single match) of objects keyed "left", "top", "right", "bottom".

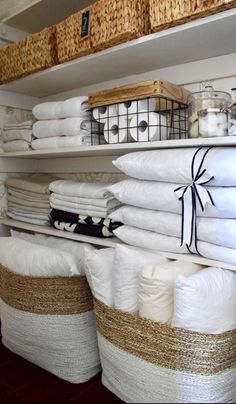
[
  {"left": 84, "top": 244, "right": 236, "bottom": 334},
  {"left": 49, "top": 180, "right": 122, "bottom": 238},
  {"left": 92, "top": 99, "right": 168, "bottom": 144},
  {"left": 5, "top": 174, "right": 55, "bottom": 225},
  {"left": 108, "top": 147, "right": 236, "bottom": 266},
  {"left": 31, "top": 97, "right": 104, "bottom": 150},
  {"left": 2, "top": 120, "right": 34, "bottom": 152}
]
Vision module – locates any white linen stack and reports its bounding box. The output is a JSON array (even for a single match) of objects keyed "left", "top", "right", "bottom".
[
  {"left": 92, "top": 100, "right": 167, "bottom": 143},
  {"left": 31, "top": 97, "right": 104, "bottom": 150},
  {"left": 49, "top": 180, "right": 122, "bottom": 238},
  {"left": 5, "top": 174, "right": 55, "bottom": 225},
  {"left": 109, "top": 147, "right": 236, "bottom": 265},
  {"left": 2, "top": 120, "right": 34, "bottom": 152}
]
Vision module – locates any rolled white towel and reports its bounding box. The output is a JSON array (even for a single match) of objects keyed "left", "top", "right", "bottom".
[
  {"left": 32, "top": 102, "right": 62, "bottom": 120},
  {"left": 60, "top": 96, "right": 90, "bottom": 118}
]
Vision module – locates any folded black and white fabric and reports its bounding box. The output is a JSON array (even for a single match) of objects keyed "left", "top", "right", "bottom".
[
  {"left": 50, "top": 208, "right": 122, "bottom": 232},
  {"left": 52, "top": 219, "right": 113, "bottom": 238}
]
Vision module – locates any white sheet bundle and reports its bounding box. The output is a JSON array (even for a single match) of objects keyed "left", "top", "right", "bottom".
[
  {"left": 32, "top": 97, "right": 104, "bottom": 150},
  {"left": 2, "top": 120, "right": 34, "bottom": 152},
  {"left": 108, "top": 147, "right": 236, "bottom": 265},
  {"left": 92, "top": 99, "right": 167, "bottom": 143}
]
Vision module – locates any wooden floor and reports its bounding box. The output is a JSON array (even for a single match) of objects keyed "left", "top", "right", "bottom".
[{"left": 0, "top": 332, "right": 123, "bottom": 404}]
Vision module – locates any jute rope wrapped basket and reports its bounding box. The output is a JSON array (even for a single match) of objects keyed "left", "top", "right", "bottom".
[
  {"left": 150, "top": 0, "right": 236, "bottom": 32},
  {"left": 94, "top": 299, "right": 236, "bottom": 403},
  {"left": 56, "top": 0, "right": 150, "bottom": 64},
  {"left": 0, "top": 265, "right": 101, "bottom": 383},
  {"left": 0, "top": 27, "right": 58, "bottom": 84}
]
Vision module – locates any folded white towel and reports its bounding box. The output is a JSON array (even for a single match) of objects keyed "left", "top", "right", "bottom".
[
  {"left": 59, "top": 96, "right": 90, "bottom": 118},
  {"left": 33, "top": 118, "right": 102, "bottom": 139},
  {"left": 31, "top": 134, "right": 101, "bottom": 150},
  {"left": 2, "top": 140, "right": 31, "bottom": 152},
  {"left": 2, "top": 130, "right": 33, "bottom": 143},
  {"left": 3, "top": 121, "right": 33, "bottom": 129},
  {"left": 32, "top": 102, "right": 63, "bottom": 120},
  {"left": 50, "top": 203, "right": 113, "bottom": 219},
  {"left": 6, "top": 211, "right": 49, "bottom": 226},
  {"left": 139, "top": 261, "right": 203, "bottom": 323},
  {"left": 110, "top": 205, "right": 236, "bottom": 249},
  {"left": 109, "top": 179, "right": 236, "bottom": 219},
  {"left": 51, "top": 192, "right": 119, "bottom": 208},
  {"left": 49, "top": 180, "right": 112, "bottom": 199},
  {"left": 50, "top": 194, "right": 120, "bottom": 211},
  {"left": 114, "top": 225, "right": 236, "bottom": 266},
  {"left": 8, "top": 207, "right": 49, "bottom": 220},
  {"left": 113, "top": 147, "right": 236, "bottom": 186}
]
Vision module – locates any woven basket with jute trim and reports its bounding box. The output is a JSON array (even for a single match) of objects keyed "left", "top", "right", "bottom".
[
  {"left": 0, "top": 264, "right": 93, "bottom": 315},
  {"left": 94, "top": 298, "right": 236, "bottom": 403},
  {"left": 150, "top": 0, "right": 236, "bottom": 33},
  {"left": 0, "top": 27, "right": 58, "bottom": 84},
  {"left": 56, "top": 0, "right": 150, "bottom": 64}
]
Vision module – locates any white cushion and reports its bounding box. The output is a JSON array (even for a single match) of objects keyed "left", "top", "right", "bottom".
[
  {"left": 11, "top": 230, "right": 95, "bottom": 275},
  {"left": 84, "top": 248, "right": 114, "bottom": 306},
  {"left": 0, "top": 237, "right": 78, "bottom": 276},
  {"left": 113, "top": 245, "right": 169, "bottom": 314},
  {"left": 139, "top": 261, "right": 203, "bottom": 324},
  {"left": 172, "top": 267, "right": 236, "bottom": 333}
]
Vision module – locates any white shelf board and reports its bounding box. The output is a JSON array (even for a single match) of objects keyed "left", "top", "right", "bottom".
[
  {"left": 1, "top": 217, "right": 235, "bottom": 271},
  {"left": 1, "top": 9, "right": 236, "bottom": 97},
  {"left": 2, "top": 0, "right": 95, "bottom": 33},
  {"left": 0, "top": 136, "right": 236, "bottom": 159},
  {"left": 0, "top": 218, "right": 122, "bottom": 248}
]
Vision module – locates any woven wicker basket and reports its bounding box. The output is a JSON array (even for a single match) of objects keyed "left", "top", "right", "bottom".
[
  {"left": 0, "top": 27, "right": 58, "bottom": 84},
  {"left": 150, "top": 0, "right": 236, "bottom": 32},
  {"left": 0, "top": 265, "right": 101, "bottom": 383},
  {"left": 94, "top": 299, "right": 236, "bottom": 403},
  {"left": 56, "top": 0, "right": 150, "bottom": 64}
]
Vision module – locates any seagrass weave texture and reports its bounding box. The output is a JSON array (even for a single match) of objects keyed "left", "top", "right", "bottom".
[
  {"left": 94, "top": 298, "right": 236, "bottom": 376},
  {"left": 0, "top": 27, "right": 58, "bottom": 84},
  {"left": 150, "top": 0, "right": 236, "bottom": 32},
  {"left": 0, "top": 265, "right": 93, "bottom": 315}
]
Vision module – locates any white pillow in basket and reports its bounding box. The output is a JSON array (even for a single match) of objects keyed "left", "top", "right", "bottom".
[
  {"left": 139, "top": 261, "right": 203, "bottom": 324},
  {"left": 0, "top": 237, "right": 79, "bottom": 276},
  {"left": 172, "top": 266, "right": 236, "bottom": 334},
  {"left": 113, "top": 245, "right": 170, "bottom": 314},
  {"left": 84, "top": 248, "right": 114, "bottom": 306},
  {"left": 11, "top": 230, "right": 95, "bottom": 274}
]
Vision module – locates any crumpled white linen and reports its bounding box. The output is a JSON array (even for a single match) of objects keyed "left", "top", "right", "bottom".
[
  {"left": 110, "top": 205, "right": 236, "bottom": 249},
  {"left": 0, "top": 237, "right": 79, "bottom": 276},
  {"left": 172, "top": 266, "right": 236, "bottom": 333},
  {"left": 113, "top": 147, "right": 236, "bottom": 186},
  {"left": 113, "top": 245, "right": 169, "bottom": 314},
  {"left": 139, "top": 261, "right": 203, "bottom": 324}
]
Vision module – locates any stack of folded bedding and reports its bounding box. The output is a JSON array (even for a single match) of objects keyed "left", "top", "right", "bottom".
[
  {"left": 49, "top": 180, "right": 122, "bottom": 238},
  {"left": 31, "top": 97, "right": 104, "bottom": 150},
  {"left": 2, "top": 121, "right": 34, "bottom": 152},
  {"left": 5, "top": 174, "right": 55, "bottom": 225},
  {"left": 108, "top": 147, "right": 236, "bottom": 265}
]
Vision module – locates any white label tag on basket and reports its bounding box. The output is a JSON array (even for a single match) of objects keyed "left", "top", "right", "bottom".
[{"left": 81, "top": 9, "right": 90, "bottom": 38}]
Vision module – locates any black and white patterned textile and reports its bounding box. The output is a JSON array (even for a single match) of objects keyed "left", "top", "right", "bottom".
[{"left": 52, "top": 220, "right": 114, "bottom": 238}]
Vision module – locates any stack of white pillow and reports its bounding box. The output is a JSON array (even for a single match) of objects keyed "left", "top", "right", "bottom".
[{"left": 84, "top": 244, "right": 236, "bottom": 334}]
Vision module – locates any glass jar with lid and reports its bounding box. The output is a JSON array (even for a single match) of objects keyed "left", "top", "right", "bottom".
[
  {"left": 188, "top": 85, "right": 231, "bottom": 138},
  {"left": 229, "top": 88, "right": 236, "bottom": 136}
]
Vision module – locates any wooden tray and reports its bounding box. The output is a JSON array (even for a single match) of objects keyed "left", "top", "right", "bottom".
[{"left": 88, "top": 79, "right": 190, "bottom": 107}]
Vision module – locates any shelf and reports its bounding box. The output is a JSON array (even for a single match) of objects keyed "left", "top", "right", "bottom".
[
  {"left": 2, "top": 0, "right": 95, "bottom": 33},
  {"left": 1, "top": 217, "right": 236, "bottom": 271},
  {"left": 1, "top": 136, "right": 236, "bottom": 159},
  {"left": 1, "top": 9, "right": 236, "bottom": 97},
  {"left": 0, "top": 217, "right": 122, "bottom": 248}
]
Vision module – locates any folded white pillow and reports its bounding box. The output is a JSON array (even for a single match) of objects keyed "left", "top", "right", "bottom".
[
  {"left": 11, "top": 230, "right": 95, "bottom": 275},
  {"left": 113, "top": 245, "right": 170, "bottom": 314},
  {"left": 84, "top": 248, "right": 114, "bottom": 306},
  {"left": 139, "top": 261, "right": 203, "bottom": 324},
  {"left": 0, "top": 237, "right": 79, "bottom": 276},
  {"left": 172, "top": 267, "right": 236, "bottom": 334}
]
